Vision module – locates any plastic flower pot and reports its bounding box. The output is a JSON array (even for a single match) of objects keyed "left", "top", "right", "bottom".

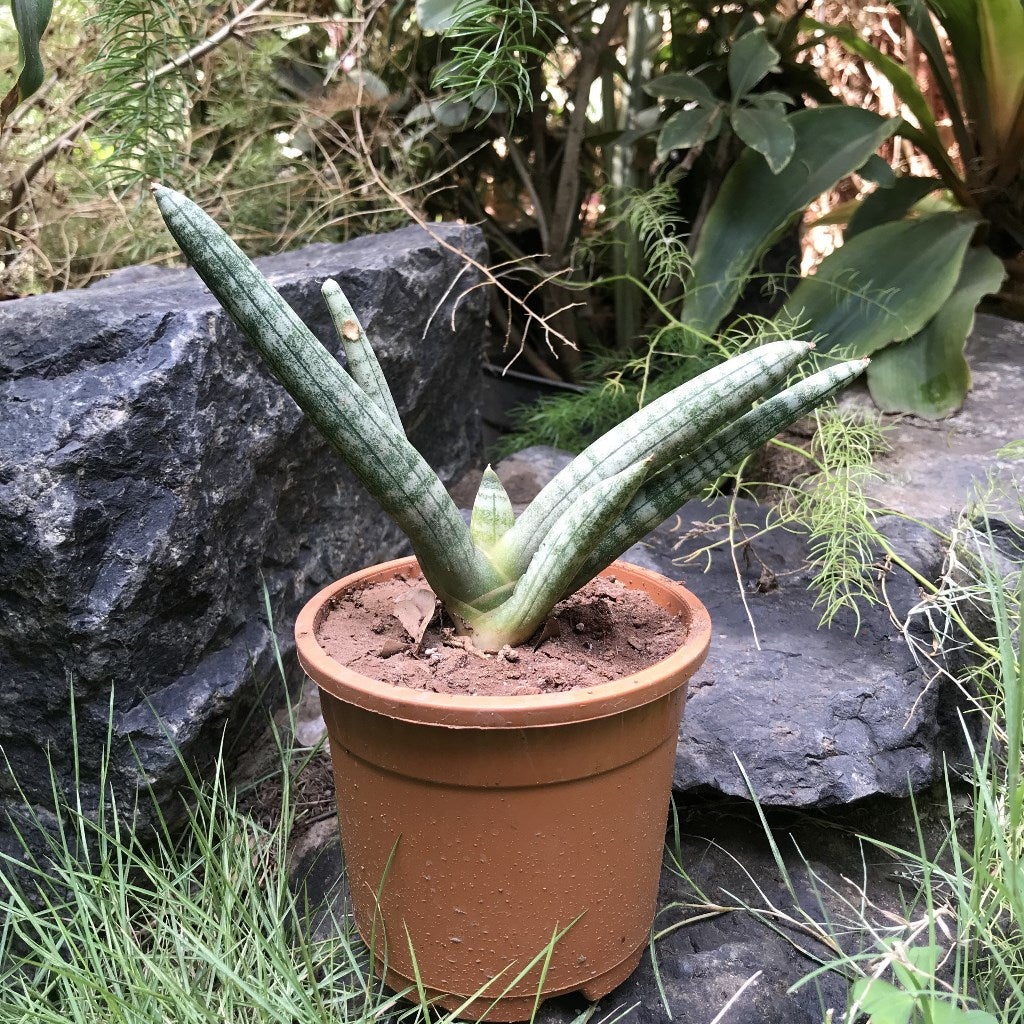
[{"left": 295, "top": 555, "right": 711, "bottom": 1021}]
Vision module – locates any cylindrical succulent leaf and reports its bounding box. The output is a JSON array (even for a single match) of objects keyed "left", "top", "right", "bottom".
[
  {"left": 494, "top": 340, "right": 812, "bottom": 575},
  {"left": 466, "top": 459, "right": 651, "bottom": 651},
  {"left": 151, "top": 183, "right": 503, "bottom": 604},
  {"left": 470, "top": 466, "right": 516, "bottom": 557},
  {"left": 566, "top": 357, "right": 870, "bottom": 593},
  {"left": 321, "top": 279, "right": 404, "bottom": 432}
]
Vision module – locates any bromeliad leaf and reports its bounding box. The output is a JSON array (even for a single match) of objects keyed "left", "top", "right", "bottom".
[{"left": 866, "top": 245, "right": 1005, "bottom": 417}]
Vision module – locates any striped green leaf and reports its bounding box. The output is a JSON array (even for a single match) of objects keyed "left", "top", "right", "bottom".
[
  {"left": 321, "top": 279, "right": 404, "bottom": 432},
  {"left": 567, "top": 357, "right": 869, "bottom": 593},
  {"left": 470, "top": 466, "right": 515, "bottom": 556},
  {"left": 468, "top": 461, "right": 650, "bottom": 651},
  {"left": 495, "top": 339, "right": 812, "bottom": 575},
  {"left": 151, "top": 184, "right": 501, "bottom": 605}
]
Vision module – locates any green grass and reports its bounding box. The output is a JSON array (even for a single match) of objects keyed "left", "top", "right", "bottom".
[
  {"left": 0, "top": 703, "right": 400, "bottom": 1023},
  {"left": 782, "top": 503, "right": 1021, "bottom": 1023},
  {"left": 838, "top": 509, "right": 1024, "bottom": 1024},
  {"left": 0, "top": 700, "right": 605, "bottom": 1023}
]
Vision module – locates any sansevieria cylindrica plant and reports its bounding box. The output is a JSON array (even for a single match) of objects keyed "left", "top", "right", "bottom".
[{"left": 152, "top": 184, "right": 867, "bottom": 652}]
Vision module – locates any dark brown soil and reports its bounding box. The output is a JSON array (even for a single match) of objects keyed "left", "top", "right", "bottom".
[{"left": 315, "top": 571, "right": 689, "bottom": 697}]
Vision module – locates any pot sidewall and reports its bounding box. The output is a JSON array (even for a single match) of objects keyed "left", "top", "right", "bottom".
[{"left": 296, "top": 557, "right": 711, "bottom": 1012}]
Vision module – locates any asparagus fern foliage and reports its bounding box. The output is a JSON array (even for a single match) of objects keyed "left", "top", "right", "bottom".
[{"left": 152, "top": 184, "right": 867, "bottom": 651}]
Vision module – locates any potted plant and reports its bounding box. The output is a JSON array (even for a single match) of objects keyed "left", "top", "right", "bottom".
[{"left": 152, "top": 184, "right": 865, "bottom": 1020}]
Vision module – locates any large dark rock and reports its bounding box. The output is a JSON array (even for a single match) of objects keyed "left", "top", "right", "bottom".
[
  {"left": 633, "top": 500, "right": 960, "bottom": 806},
  {"left": 0, "top": 224, "right": 487, "bottom": 846}
]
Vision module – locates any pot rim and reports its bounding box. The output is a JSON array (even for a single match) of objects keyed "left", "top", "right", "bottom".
[{"left": 295, "top": 556, "right": 711, "bottom": 728}]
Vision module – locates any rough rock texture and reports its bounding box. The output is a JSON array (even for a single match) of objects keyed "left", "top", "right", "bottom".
[
  {"left": 637, "top": 501, "right": 959, "bottom": 805},
  {"left": 0, "top": 224, "right": 487, "bottom": 844}
]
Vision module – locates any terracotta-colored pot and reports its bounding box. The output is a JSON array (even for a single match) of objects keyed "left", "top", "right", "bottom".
[{"left": 295, "top": 556, "right": 711, "bottom": 1021}]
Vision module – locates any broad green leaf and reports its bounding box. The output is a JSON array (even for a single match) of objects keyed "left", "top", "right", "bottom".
[
  {"left": 683, "top": 106, "right": 896, "bottom": 334},
  {"left": 416, "top": 0, "right": 481, "bottom": 31},
  {"left": 852, "top": 977, "right": 915, "bottom": 1024},
  {"left": 925, "top": 997, "right": 1000, "bottom": 1024},
  {"left": 656, "top": 105, "right": 722, "bottom": 160},
  {"left": 645, "top": 72, "right": 717, "bottom": 105},
  {"left": 846, "top": 176, "right": 940, "bottom": 239},
  {"left": 731, "top": 106, "right": 795, "bottom": 173},
  {"left": 891, "top": 944, "right": 939, "bottom": 992},
  {"left": 1, "top": 0, "right": 53, "bottom": 126},
  {"left": 781, "top": 211, "right": 976, "bottom": 356},
  {"left": 867, "top": 244, "right": 1005, "bottom": 417},
  {"left": 728, "top": 28, "right": 780, "bottom": 100},
  {"left": 858, "top": 154, "right": 897, "bottom": 188}
]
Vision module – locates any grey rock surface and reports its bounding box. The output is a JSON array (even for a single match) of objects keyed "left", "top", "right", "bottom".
[
  {"left": 0, "top": 224, "right": 487, "bottom": 842},
  {"left": 643, "top": 500, "right": 957, "bottom": 806}
]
